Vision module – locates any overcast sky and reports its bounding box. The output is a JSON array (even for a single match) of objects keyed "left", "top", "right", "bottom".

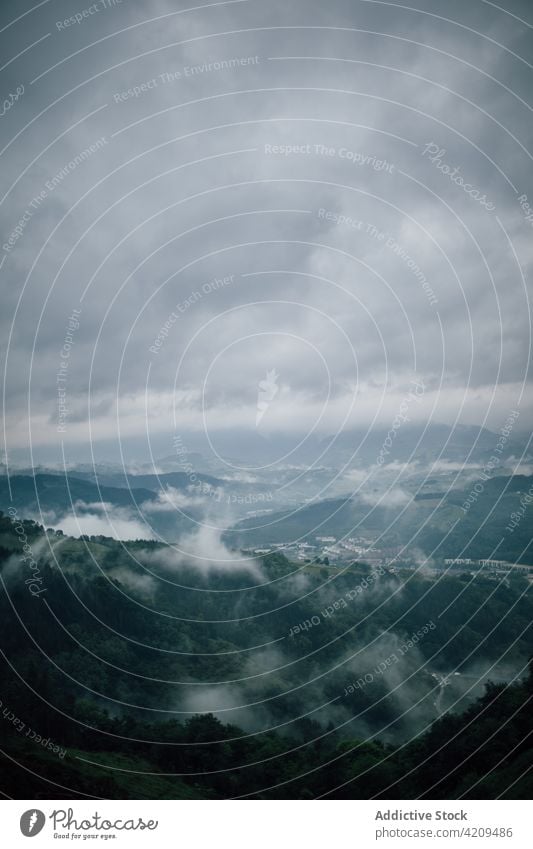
[{"left": 1, "top": 0, "right": 532, "bottom": 465}]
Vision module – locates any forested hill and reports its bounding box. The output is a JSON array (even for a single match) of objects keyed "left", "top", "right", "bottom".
[
  {"left": 226, "top": 475, "right": 533, "bottom": 564},
  {"left": 0, "top": 474, "right": 157, "bottom": 513},
  {"left": 2, "top": 652, "right": 531, "bottom": 799},
  {"left": 0, "top": 513, "right": 531, "bottom": 799}
]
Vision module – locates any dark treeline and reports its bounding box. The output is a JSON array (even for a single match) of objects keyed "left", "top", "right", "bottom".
[{"left": 0, "top": 514, "right": 531, "bottom": 799}]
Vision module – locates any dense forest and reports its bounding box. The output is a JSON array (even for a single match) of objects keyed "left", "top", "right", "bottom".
[{"left": 0, "top": 513, "right": 531, "bottom": 799}]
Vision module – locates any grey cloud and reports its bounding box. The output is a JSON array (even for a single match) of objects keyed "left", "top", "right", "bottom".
[{"left": 1, "top": 0, "right": 532, "bottom": 464}]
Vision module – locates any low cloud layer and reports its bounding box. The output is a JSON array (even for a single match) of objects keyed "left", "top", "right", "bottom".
[{"left": 141, "top": 524, "right": 264, "bottom": 579}]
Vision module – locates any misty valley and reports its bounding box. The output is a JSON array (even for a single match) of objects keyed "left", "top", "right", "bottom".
[{"left": 0, "top": 423, "right": 531, "bottom": 799}]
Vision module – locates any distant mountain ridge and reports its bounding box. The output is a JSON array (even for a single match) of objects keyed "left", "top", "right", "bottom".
[
  {"left": 0, "top": 473, "right": 158, "bottom": 514},
  {"left": 226, "top": 474, "right": 533, "bottom": 563}
]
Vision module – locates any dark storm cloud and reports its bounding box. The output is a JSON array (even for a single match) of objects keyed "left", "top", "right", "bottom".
[{"left": 1, "top": 0, "right": 532, "bottom": 460}]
